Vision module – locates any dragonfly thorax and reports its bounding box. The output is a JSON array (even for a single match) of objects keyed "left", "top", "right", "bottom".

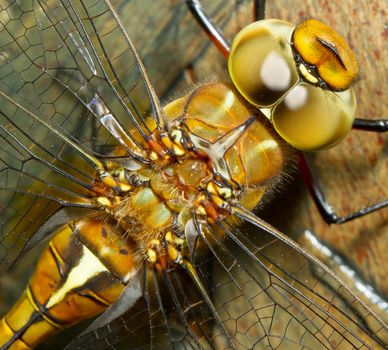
[{"left": 96, "top": 82, "right": 289, "bottom": 246}]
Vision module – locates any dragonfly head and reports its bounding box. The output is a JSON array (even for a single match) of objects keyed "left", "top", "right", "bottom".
[{"left": 228, "top": 19, "right": 358, "bottom": 151}]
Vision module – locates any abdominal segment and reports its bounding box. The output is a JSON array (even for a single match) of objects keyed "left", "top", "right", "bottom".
[{"left": 0, "top": 219, "right": 140, "bottom": 350}]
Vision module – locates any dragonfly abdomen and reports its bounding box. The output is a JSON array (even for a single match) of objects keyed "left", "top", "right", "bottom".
[{"left": 0, "top": 219, "right": 140, "bottom": 349}]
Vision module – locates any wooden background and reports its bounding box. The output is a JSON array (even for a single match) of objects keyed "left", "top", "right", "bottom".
[{"left": 0, "top": 0, "right": 386, "bottom": 347}]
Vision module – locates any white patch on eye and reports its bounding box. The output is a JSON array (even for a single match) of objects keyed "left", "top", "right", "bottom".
[
  {"left": 284, "top": 85, "right": 308, "bottom": 111},
  {"left": 260, "top": 51, "right": 291, "bottom": 91}
]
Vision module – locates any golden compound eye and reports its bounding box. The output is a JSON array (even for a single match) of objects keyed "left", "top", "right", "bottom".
[
  {"left": 292, "top": 19, "right": 359, "bottom": 91},
  {"left": 229, "top": 19, "right": 359, "bottom": 151},
  {"left": 272, "top": 82, "right": 357, "bottom": 150},
  {"left": 228, "top": 20, "right": 299, "bottom": 108}
]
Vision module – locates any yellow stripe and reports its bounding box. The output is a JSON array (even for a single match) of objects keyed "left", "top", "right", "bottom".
[
  {"left": 84, "top": 290, "right": 111, "bottom": 306},
  {"left": 25, "top": 287, "right": 62, "bottom": 329},
  {"left": 46, "top": 244, "right": 109, "bottom": 309},
  {"left": 49, "top": 241, "right": 65, "bottom": 270}
]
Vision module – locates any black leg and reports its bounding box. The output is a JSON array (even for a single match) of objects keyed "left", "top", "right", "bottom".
[
  {"left": 185, "top": 0, "right": 230, "bottom": 57},
  {"left": 253, "top": 0, "right": 266, "bottom": 21},
  {"left": 185, "top": 0, "right": 267, "bottom": 56},
  {"left": 298, "top": 152, "right": 388, "bottom": 225},
  {"left": 352, "top": 118, "right": 388, "bottom": 132}
]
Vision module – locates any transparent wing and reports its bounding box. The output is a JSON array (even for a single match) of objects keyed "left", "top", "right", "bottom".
[
  {"left": 67, "top": 260, "right": 234, "bottom": 349},
  {"left": 0, "top": 0, "right": 166, "bottom": 271},
  {"left": 35, "top": 0, "right": 166, "bottom": 160},
  {"left": 65, "top": 208, "right": 387, "bottom": 349},
  {"left": 0, "top": 83, "right": 99, "bottom": 273},
  {"left": 218, "top": 205, "right": 387, "bottom": 349},
  {"left": 1, "top": 0, "right": 166, "bottom": 162}
]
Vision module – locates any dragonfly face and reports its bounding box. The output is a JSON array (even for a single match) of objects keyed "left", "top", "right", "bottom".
[
  {"left": 229, "top": 19, "right": 358, "bottom": 151},
  {"left": 0, "top": 0, "right": 387, "bottom": 349}
]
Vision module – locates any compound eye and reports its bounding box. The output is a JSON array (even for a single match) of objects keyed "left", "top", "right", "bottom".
[
  {"left": 272, "top": 82, "right": 357, "bottom": 151},
  {"left": 293, "top": 19, "right": 359, "bottom": 90},
  {"left": 228, "top": 20, "right": 299, "bottom": 107}
]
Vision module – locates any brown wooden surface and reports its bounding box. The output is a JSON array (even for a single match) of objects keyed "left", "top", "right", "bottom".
[{"left": 0, "top": 0, "right": 386, "bottom": 347}]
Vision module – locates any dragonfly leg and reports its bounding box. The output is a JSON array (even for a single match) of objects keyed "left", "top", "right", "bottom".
[
  {"left": 147, "top": 231, "right": 186, "bottom": 268},
  {"left": 253, "top": 0, "right": 266, "bottom": 21},
  {"left": 185, "top": 0, "right": 231, "bottom": 57},
  {"left": 298, "top": 152, "right": 388, "bottom": 224},
  {"left": 352, "top": 118, "right": 388, "bottom": 132},
  {"left": 186, "top": 0, "right": 267, "bottom": 56}
]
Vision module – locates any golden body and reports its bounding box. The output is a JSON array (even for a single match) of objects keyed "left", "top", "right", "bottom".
[
  {"left": 1, "top": 1, "right": 384, "bottom": 347},
  {"left": 0, "top": 82, "right": 288, "bottom": 349}
]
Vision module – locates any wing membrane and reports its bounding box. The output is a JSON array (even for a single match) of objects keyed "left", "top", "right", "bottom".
[
  {"left": 0, "top": 0, "right": 166, "bottom": 272},
  {"left": 67, "top": 260, "right": 232, "bottom": 349},
  {"left": 1, "top": 0, "right": 166, "bottom": 162},
  {"left": 162, "top": 268, "right": 214, "bottom": 349},
  {"left": 35, "top": 0, "right": 167, "bottom": 160},
  {"left": 65, "top": 206, "right": 387, "bottom": 349},
  {"left": 0, "top": 87, "right": 99, "bottom": 273},
  {"left": 145, "top": 267, "right": 175, "bottom": 348},
  {"left": 193, "top": 219, "right": 333, "bottom": 349},
  {"left": 222, "top": 205, "right": 387, "bottom": 348},
  {"left": 0, "top": 2, "right": 118, "bottom": 159}
]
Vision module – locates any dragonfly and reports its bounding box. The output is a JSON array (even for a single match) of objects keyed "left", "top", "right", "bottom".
[{"left": 0, "top": 0, "right": 387, "bottom": 349}]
